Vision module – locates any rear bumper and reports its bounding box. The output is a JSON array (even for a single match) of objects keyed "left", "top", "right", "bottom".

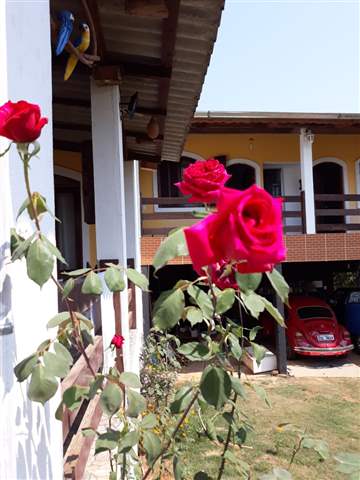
[{"left": 294, "top": 345, "right": 354, "bottom": 356}]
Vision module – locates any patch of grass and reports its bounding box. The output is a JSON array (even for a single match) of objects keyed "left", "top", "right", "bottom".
[{"left": 176, "top": 377, "right": 360, "bottom": 479}]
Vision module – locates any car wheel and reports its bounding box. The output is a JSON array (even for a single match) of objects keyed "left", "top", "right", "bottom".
[{"left": 286, "top": 342, "right": 296, "bottom": 360}]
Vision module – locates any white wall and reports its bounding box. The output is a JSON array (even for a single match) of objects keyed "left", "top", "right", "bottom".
[{"left": 0, "top": 2, "right": 63, "bottom": 479}]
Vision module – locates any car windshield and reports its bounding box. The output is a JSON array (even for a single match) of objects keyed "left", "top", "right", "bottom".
[
  {"left": 297, "top": 306, "right": 333, "bottom": 319},
  {"left": 348, "top": 292, "right": 360, "bottom": 304}
]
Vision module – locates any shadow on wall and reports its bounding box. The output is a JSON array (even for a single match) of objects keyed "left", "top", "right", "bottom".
[{"left": 0, "top": 241, "right": 54, "bottom": 480}]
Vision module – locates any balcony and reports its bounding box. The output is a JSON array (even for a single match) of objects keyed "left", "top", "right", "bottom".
[{"left": 141, "top": 194, "right": 360, "bottom": 236}]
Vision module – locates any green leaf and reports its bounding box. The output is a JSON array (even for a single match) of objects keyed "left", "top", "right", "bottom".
[
  {"left": 266, "top": 269, "right": 290, "bottom": 305},
  {"left": 204, "top": 418, "right": 217, "bottom": 441},
  {"left": 11, "top": 232, "right": 36, "bottom": 262},
  {"left": 63, "top": 385, "right": 89, "bottom": 412},
  {"left": 240, "top": 291, "right": 265, "bottom": 319},
  {"left": 104, "top": 267, "right": 125, "bottom": 292},
  {"left": 126, "top": 389, "right": 146, "bottom": 418},
  {"left": 118, "top": 430, "right": 139, "bottom": 453},
  {"left": 95, "top": 430, "right": 120, "bottom": 454},
  {"left": 302, "top": 437, "right": 329, "bottom": 460},
  {"left": 10, "top": 229, "right": 25, "bottom": 257},
  {"left": 250, "top": 342, "right": 267, "bottom": 366},
  {"left": 140, "top": 413, "right": 158, "bottom": 430},
  {"left": 215, "top": 288, "right": 236, "bottom": 314},
  {"left": 187, "top": 285, "right": 213, "bottom": 319},
  {"left": 173, "top": 455, "right": 184, "bottom": 480},
  {"left": 43, "top": 351, "right": 70, "bottom": 378},
  {"left": 88, "top": 375, "right": 104, "bottom": 400},
  {"left": 54, "top": 342, "right": 73, "bottom": 366},
  {"left": 334, "top": 452, "right": 360, "bottom": 475},
  {"left": 259, "top": 468, "right": 293, "bottom": 480},
  {"left": 170, "top": 385, "right": 193, "bottom": 414},
  {"left": 100, "top": 383, "right": 123, "bottom": 416},
  {"left": 230, "top": 377, "right": 247, "bottom": 399},
  {"left": 63, "top": 268, "right": 91, "bottom": 277},
  {"left": 127, "top": 268, "right": 148, "bottom": 291},
  {"left": 177, "top": 342, "right": 211, "bottom": 361},
  {"left": 109, "top": 472, "right": 117, "bottom": 480},
  {"left": 152, "top": 228, "right": 188, "bottom": 272},
  {"left": 251, "top": 383, "right": 271, "bottom": 408},
  {"left": 47, "top": 311, "right": 71, "bottom": 328},
  {"left": 235, "top": 272, "right": 262, "bottom": 292},
  {"left": 27, "top": 364, "right": 58, "bottom": 405},
  {"left": 200, "top": 366, "right": 231, "bottom": 410},
  {"left": 119, "top": 371, "right": 141, "bottom": 388},
  {"left": 26, "top": 238, "right": 54, "bottom": 288},
  {"left": 142, "top": 431, "right": 161, "bottom": 466},
  {"left": 55, "top": 401, "right": 64, "bottom": 421},
  {"left": 228, "top": 333, "right": 242, "bottom": 360},
  {"left": 153, "top": 288, "right": 185, "bottom": 330},
  {"left": 41, "top": 235, "right": 67, "bottom": 265},
  {"left": 81, "top": 427, "right": 96, "bottom": 438},
  {"left": 14, "top": 354, "right": 38, "bottom": 382},
  {"left": 36, "top": 339, "right": 51, "bottom": 353},
  {"left": 82, "top": 271, "right": 103, "bottom": 295},
  {"left": 75, "top": 312, "right": 94, "bottom": 330},
  {"left": 16, "top": 197, "right": 31, "bottom": 220},
  {"left": 261, "top": 296, "right": 286, "bottom": 327},
  {"left": 62, "top": 278, "right": 75, "bottom": 300},
  {"left": 249, "top": 325, "right": 262, "bottom": 341},
  {"left": 234, "top": 427, "right": 248, "bottom": 445},
  {"left": 185, "top": 307, "right": 204, "bottom": 326}
]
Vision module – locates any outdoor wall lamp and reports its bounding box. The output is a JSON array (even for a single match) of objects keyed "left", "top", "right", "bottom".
[{"left": 305, "top": 129, "right": 315, "bottom": 143}]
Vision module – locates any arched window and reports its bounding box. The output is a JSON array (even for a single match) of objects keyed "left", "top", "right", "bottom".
[
  {"left": 157, "top": 155, "right": 197, "bottom": 198},
  {"left": 225, "top": 159, "right": 260, "bottom": 190}
]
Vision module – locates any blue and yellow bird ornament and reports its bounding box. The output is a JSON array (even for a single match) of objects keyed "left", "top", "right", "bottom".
[
  {"left": 64, "top": 23, "right": 90, "bottom": 81},
  {"left": 55, "top": 10, "right": 74, "bottom": 56}
]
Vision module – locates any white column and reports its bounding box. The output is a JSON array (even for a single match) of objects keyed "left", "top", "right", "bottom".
[
  {"left": 125, "top": 161, "right": 144, "bottom": 373},
  {"left": 300, "top": 128, "right": 316, "bottom": 234},
  {"left": 90, "top": 81, "right": 130, "bottom": 373},
  {"left": 0, "top": 2, "right": 63, "bottom": 479}
]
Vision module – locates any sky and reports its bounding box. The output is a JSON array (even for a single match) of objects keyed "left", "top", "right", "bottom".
[{"left": 198, "top": 0, "right": 360, "bottom": 113}]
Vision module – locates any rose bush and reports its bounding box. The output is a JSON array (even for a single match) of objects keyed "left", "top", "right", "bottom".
[
  {"left": 175, "top": 157, "right": 230, "bottom": 203},
  {"left": 0, "top": 100, "right": 48, "bottom": 143},
  {"left": 184, "top": 185, "right": 286, "bottom": 275}
]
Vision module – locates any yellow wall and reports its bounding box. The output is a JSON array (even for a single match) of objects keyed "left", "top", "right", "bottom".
[{"left": 139, "top": 133, "right": 360, "bottom": 232}]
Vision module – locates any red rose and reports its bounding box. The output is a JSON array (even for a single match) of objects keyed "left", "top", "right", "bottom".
[
  {"left": 0, "top": 100, "right": 48, "bottom": 143},
  {"left": 111, "top": 334, "right": 124, "bottom": 349},
  {"left": 175, "top": 158, "right": 231, "bottom": 203},
  {"left": 209, "top": 261, "right": 239, "bottom": 290},
  {"left": 184, "top": 186, "right": 286, "bottom": 274}
]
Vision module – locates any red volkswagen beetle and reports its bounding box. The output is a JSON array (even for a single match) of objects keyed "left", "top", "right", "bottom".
[
  {"left": 285, "top": 296, "right": 353, "bottom": 358},
  {"left": 261, "top": 295, "right": 353, "bottom": 358}
]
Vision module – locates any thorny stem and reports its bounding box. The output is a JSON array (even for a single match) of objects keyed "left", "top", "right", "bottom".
[
  {"left": 216, "top": 298, "right": 245, "bottom": 480},
  {"left": 141, "top": 390, "right": 200, "bottom": 480},
  {"left": 22, "top": 153, "right": 97, "bottom": 380}
]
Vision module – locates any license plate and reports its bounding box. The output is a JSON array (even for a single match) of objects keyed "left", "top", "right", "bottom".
[{"left": 317, "top": 334, "right": 334, "bottom": 342}]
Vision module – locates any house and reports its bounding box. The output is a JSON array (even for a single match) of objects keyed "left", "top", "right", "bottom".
[
  {"left": 0, "top": 1, "right": 224, "bottom": 478},
  {"left": 139, "top": 112, "right": 360, "bottom": 371}
]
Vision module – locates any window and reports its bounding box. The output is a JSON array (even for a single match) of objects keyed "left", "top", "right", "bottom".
[
  {"left": 54, "top": 175, "right": 83, "bottom": 271},
  {"left": 297, "top": 306, "right": 333, "bottom": 320},
  {"left": 348, "top": 292, "right": 360, "bottom": 304},
  {"left": 264, "top": 168, "right": 282, "bottom": 197},
  {"left": 157, "top": 156, "right": 194, "bottom": 198}
]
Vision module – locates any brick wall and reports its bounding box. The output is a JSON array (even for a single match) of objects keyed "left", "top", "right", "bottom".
[{"left": 141, "top": 233, "right": 360, "bottom": 266}]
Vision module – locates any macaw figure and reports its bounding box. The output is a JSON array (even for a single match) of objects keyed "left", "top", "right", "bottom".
[
  {"left": 55, "top": 10, "right": 74, "bottom": 56},
  {"left": 64, "top": 23, "right": 90, "bottom": 81}
]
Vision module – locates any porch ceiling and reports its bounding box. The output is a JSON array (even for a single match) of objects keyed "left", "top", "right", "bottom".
[
  {"left": 191, "top": 112, "right": 360, "bottom": 134},
  {"left": 51, "top": 0, "right": 224, "bottom": 162}
]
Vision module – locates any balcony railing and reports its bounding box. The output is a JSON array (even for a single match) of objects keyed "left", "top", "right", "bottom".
[
  {"left": 141, "top": 194, "right": 360, "bottom": 236},
  {"left": 315, "top": 194, "right": 360, "bottom": 232},
  {"left": 141, "top": 194, "right": 306, "bottom": 236}
]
